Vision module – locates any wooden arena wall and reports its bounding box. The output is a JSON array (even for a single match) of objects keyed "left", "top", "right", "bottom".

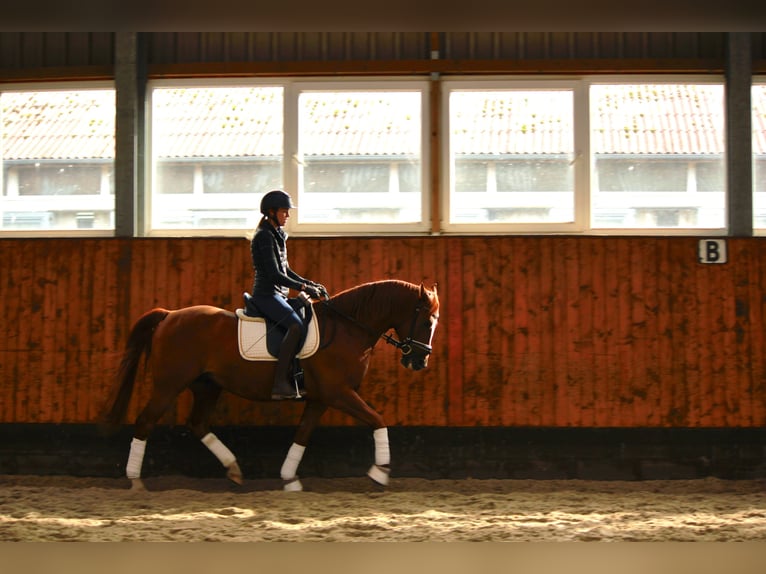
[{"left": 0, "top": 236, "right": 764, "bottom": 429}]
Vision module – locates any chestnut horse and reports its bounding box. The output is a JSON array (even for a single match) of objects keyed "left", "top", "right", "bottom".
[{"left": 101, "top": 279, "right": 439, "bottom": 491}]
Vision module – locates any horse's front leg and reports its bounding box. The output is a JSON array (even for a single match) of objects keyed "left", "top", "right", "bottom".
[
  {"left": 328, "top": 388, "right": 390, "bottom": 487},
  {"left": 281, "top": 400, "right": 328, "bottom": 491},
  {"left": 367, "top": 427, "right": 391, "bottom": 486}
]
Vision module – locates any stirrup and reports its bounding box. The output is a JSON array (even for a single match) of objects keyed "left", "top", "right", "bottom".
[{"left": 271, "top": 379, "right": 306, "bottom": 401}]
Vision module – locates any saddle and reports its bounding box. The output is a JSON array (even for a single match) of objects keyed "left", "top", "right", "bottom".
[{"left": 236, "top": 293, "right": 320, "bottom": 361}]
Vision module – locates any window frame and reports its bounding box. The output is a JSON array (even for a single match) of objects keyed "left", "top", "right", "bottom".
[
  {"left": 0, "top": 80, "right": 116, "bottom": 237},
  {"left": 145, "top": 77, "right": 431, "bottom": 238},
  {"left": 441, "top": 75, "right": 728, "bottom": 236},
  {"left": 287, "top": 78, "right": 431, "bottom": 236},
  {"left": 441, "top": 77, "right": 586, "bottom": 234},
  {"left": 586, "top": 75, "right": 727, "bottom": 236},
  {"left": 145, "top": 78, "right": 286, "bottom": 237},
  {"left": 1, "top": 75, "right": 737, "bottom": 238}
]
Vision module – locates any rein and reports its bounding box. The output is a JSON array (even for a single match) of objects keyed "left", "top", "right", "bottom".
[{"left": 319, "top": 298, "right": 432, "bottom": 357}]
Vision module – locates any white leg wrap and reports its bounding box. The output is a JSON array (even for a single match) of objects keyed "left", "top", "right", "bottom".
[
  {"left": 280, "top": 443, "right": 306, "bottom": 480},
  {"left": 201, "top": 432, "right": 236, "bottom": 468},
  {"left": 373, "top": 427, "right": 390, "bottom": 466},
  {"left": 367, "top": 464, "right": 390, "bottom": 485},
  {"left": 126, "top": 438, "right": 146, "bottom": 480},
  {"left": 283, "top": 477, "right": 304, "bottom": 492}
]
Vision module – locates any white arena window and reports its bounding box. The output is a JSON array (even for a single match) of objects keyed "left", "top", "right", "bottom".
[
  {"left": 147, "top": 83, "right": 284, "bottom": 235},
  {"left": 442, "top": 78, "right": 726, "bottom": 235},
  {"left": 590, "top": 82, "right": 726, "bottom": 231},
  {"left": 292, "top": 81, "right": 429, "bottom": 233},
  {"left": 443, "top": 83, "right": 578, "bottom": 232},
  {"left": 1, "top": 84, "right": 115, "bottom": 235},
  {"left": 147, "top": 79, "right": 429, "bottom": 236}
]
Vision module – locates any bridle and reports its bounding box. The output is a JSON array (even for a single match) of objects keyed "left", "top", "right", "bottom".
[
  {"left": 380, "top": 303, "right": 433, "bottom": 357},
  {"left": 321, "top": 299, "right": 433, "bottom": 358}
]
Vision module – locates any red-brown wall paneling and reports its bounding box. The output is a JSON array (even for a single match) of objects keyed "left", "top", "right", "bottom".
[{"left": 1, "top": 236, "right": 764, "bottom": 429}]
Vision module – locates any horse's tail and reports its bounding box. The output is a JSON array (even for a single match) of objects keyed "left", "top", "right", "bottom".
[{"left": 98, "top": 308, "right": 170, "bottom": 435}]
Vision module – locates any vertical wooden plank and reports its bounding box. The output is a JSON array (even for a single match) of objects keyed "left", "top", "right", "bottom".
[
  {"left": 100, "top": 240, "right": 122, "bottom": 419},
  {"left": 503, "top": 237, "right": 523, "bottom": 426},
  {"left": 751, "top": 241, "right": 766, "bottom": 426},
  {"left": 180, "top": 239, "right": 198, "bottom": 308},
  {"left": 602, "top": 238, "right": 620, "bottom": 426},
  {"left": 615, "top": 238, "right": 634, "bottom": 427},
  {"left": 637, "top": 238, "right": 668, "bottom": 427},
  {"left": 522, "top": 237, "right": 543, "bottom": 426},
  {"left": 460, "top": 239, "right": 478, "bottom": 426},
  {"left": 730, "top": 240, "right": 752, "bottom": 427},
  {"left": 164, "top": 239, "right": 181, "bottom": 310},
  {"left": 537, "top": 238, "right": 556, "bottom": 426},
  {"left": 472, "top": 237, "right": 491, "bottom": 426},
  {"left": 556, "top": 237, "right": 588, "bottom": 426},
  {"left": 590, "top": 238, "right": 609, "bottom": 427},
  {"left": 37, "top": 240, "right": 59, "bottom": 422},
  {"left": 86, "top": 239, "right": 106, "bottom": 421},
  {"left": 629, "top": 239, "right": 648, "bottom": 426},
  {"left": 1, "top": 241, "right": 22, "bottom": 423},
  {"left": 576, "top": 238, "right": 595, "bottom": 427},
  {"left": 694, "top": 249, "right": 714, "bottom": 426},
  {"left": 497, "top": 237, "right": 515, "bottom": 426},
  {"left": 497, "top": 238, "right": 511, "bottom": 425},
  {"left": 653, "top": 238, "right": 671, "bottom": 426},
  {"left": 151, "top": 239, "right": 169, "bottom": 308},
  {"left": 445, "top": 237, "right": 464, "bottom": 425},
  {"left": 65, "top": 239, "right": 82, "bottom": 422},
  {"left": 216, "top": 239, "right": 236, "bottom": 310},
  {"left": 720, "top": 247, "right": 740, "bottom": 427},
  {"left": 660, "top": 239, "right": 678, "bottom": 426},
  {"left": 742, "top": 241, "right": 766, "bottom": 427},
  {"left": 16, "top": 240, "right": 33, "bottom": 422},
  {"left": 547, "top": 238, "right": 580, "bottom": 427},
  {"left": 69, "top": 239, "right": 89, "bottom": 422},
  {"left": 672, "top": 240, "right": 694, "bottom": 427}
]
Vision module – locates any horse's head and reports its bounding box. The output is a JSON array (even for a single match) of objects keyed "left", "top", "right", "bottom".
[{"left": 396, "top": 283, "right": 440, "bottom": 371}]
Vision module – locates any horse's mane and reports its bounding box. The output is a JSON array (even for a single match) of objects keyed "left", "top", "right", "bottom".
[{"left": 328, "top": 280, "right": 423, "bottom": 322}]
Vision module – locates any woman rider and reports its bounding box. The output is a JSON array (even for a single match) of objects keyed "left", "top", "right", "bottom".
[{"left": 250, "top": 190, "right": 326, "bottom": 400}]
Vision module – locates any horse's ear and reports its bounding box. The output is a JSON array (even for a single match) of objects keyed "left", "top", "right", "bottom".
[{"left": 419, "top": 282, "right": 438, "bottom": 298}]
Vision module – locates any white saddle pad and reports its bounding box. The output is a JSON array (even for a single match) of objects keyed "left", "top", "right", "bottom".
[{"left": 235, "top": 309, "right": 320, "bottom": 361}]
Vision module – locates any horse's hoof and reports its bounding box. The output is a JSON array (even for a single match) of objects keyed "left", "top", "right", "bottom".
[
  {"left": 130, "top": 478, "right": 147, "bottom": 491},
  {"left": 226, "top": 462, "right": 244, "bottom": 485},
  {"left": 282, "top": 476, "right": 303, "bottom": 492},
  {"left": 367, "top": 464, "right": 390, "bottom": 486}
]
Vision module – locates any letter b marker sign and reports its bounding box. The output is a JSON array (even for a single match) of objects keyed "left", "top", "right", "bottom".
[{"left": 698, "top": 239, "right": 727, "bottom": 264}]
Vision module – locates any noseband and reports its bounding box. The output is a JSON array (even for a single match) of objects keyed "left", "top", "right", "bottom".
[{"left": 322, "top": 301, "right": 432, "bottom": 357}]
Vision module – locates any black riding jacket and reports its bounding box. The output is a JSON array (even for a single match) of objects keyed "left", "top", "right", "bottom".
[{"left": 251, "top": 218, "right": 309, "bottom": 297}]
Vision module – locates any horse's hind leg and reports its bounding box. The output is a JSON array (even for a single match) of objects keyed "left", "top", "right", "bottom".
[
  {"left": 126, "top": 384, "right": 183, "bottom": 491},
  {"left": 187, "top": 379, "right": 243, "bottom": 485},
  {"left": 280, "top": 401, "right": 328, "bottom": 491}
]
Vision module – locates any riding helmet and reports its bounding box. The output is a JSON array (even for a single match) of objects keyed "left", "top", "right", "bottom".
[{"left": 260, "top": 190, "right": 295, "bottom": 215}]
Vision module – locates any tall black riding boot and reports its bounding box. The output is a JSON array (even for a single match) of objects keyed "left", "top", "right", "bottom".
[{"left": 272, "top": 324, "right": 304, "bottom": 400}]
